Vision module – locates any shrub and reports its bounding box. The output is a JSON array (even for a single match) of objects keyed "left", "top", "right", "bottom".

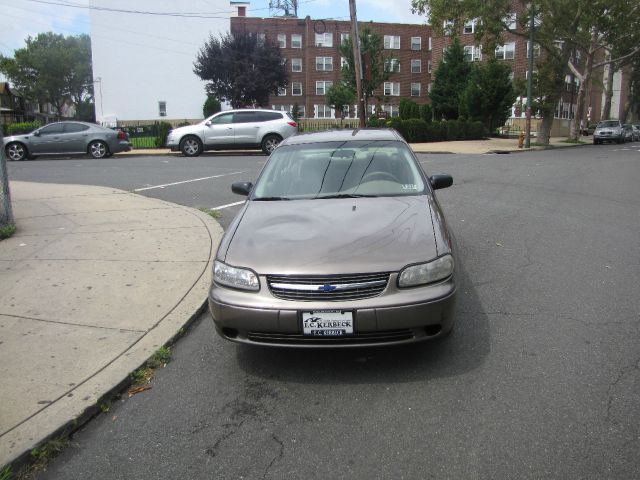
[
  {"left": 399, "top": 99, "right": 421, "bottom": 120},
  {"left": 400, "top": 118, "right": 428, "bottom": 143},
  {"left": 155, "top": 121, "right": 173, "bottom": 147},
  {"left": 6, "top": 121, "right": 41, "bottom": 136},
  {"left": 419, "top": 104, "right": 433, "bottom": 123},
  {"left": 393, "top": 119, "right": 486, "bottom": 143},
  {"left": 203, "top": 96, "right": 221, "bottom": 118},
  {"left": 385, "top": 117, "right": 402, "bottom": 131},
  {"left": 367, "top": 116, "right": 382, "bottom": 127}
]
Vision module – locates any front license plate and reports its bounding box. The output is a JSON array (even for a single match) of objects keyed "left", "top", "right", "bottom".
[{"left": 302, "top": 311, "right": 353, "bottom": 336}]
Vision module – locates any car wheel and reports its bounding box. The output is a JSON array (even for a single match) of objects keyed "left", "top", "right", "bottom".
[
  {"left": 89, "top": 140, "right": 109, "bottom": 159},
  {"left": 5, "top": 142, "right": 28, "bottom": 161},
  {"left": 261, "top": 134, "right": 282, "bottom": 155},
  {"left": 180, "top": 136, "right": 203, "bottom": 157}
]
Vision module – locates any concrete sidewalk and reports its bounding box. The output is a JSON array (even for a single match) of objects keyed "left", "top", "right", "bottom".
[
  {"left": 0, "top": 182, "right": 223, "bottom": 468},
  {"left": 119, "top": 136, "right": 585, "bottom": 157}
]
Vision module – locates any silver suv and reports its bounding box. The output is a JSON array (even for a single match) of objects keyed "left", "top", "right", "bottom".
[
  {"left": 166, "top": 109, "right": 298, "bottom": 156},
  {"left": 593, "top": 120, "right": 625, "bottom": 144}
]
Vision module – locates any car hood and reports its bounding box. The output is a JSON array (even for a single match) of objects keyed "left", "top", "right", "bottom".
[
  {"left": 3, "top": 133, "right": 31, "bottom": 142},
  {"left": 222, "top": 196, "right": 440, "bottom": 275}
]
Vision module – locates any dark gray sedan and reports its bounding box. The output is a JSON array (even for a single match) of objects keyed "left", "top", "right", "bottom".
[
  {"left": 208, "top": 129, "right": 457, "bottom": 347},
  {"left": 3, "top": 121, "right": 131, "bottom": 160}
]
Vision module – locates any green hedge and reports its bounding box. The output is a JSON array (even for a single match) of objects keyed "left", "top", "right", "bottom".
[
  {"left": 4, "top": 121, "right": 42, "bottom": 136},
  {"left": 365, "top": 117, "right": 486, "bottom": 142}
]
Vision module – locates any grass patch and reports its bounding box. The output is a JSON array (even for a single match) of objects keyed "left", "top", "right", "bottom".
[
  {"left": 129, "top": 366, "right": 154, "bottom": 386},
  {"left": 99, "top": 401, "right": 111, "bottom": 413},
  {"left": 26, "top": 437, "right": 69, "bottom": 475},
  {"left": 0, "top": 224, "right": 16, "bottom": 240},
  {"left": 560, "top": 138, "right": 587, "bottom": 144},
  {"left": 198, "top": 207, "right": 221, "bottom": 219},
  {"left": 0, "top": 466, "right": 12, "bottom": 480},
  {"left": 147, "top": 346, "right": 171, "bottom": 369}
]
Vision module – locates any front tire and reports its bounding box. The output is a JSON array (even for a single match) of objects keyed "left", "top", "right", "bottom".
[
  {"left": 6, "top": 142, "right": 28, "bottom": 161},
  {"left": 261, "top": 134, "right": 282, "bottom": 155},
  {"left": 180, "top": 136, "right": 203, "bottom": 157},
  {"left": 89, "top": 140, "right": 109, "bottom": 159}
]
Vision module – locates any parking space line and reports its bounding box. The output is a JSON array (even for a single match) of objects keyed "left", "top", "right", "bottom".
[
  {"left": 133, "top": 172, "right": 245, "bottom": 192},
  {"left": 211, "top": 201, "right": 245, "bottom": 211}
]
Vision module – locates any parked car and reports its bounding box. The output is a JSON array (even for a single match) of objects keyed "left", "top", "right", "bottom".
[
  {"left": 3, "top": 121, "right": 131, "bottom": 161},
  {"left": 593, "top": 120, "right": 625, "bottom": 144},
  {"left": 166, "top": 109, "right": 298, "bottom": 156},
  {"left": 208, "top": 129, "right": 457, "bottom": 347},
  {"left": 580, "top": 124, "right": 597, "bottom": 136},
  {"left": 623, "top": 124, "right": 634, "bottom": 142},
  {"left": 633, "top": 124, "right": 640, "bottom": 141}
]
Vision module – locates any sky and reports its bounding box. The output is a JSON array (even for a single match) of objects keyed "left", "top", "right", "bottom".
[{"left": 0, "top": 0, "right": 428, "bottom": 59}]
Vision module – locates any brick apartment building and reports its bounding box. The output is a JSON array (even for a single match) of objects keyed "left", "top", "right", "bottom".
[
  {"left": 230, "top": 6, "right": 433, "bottom": 119},
  {"left": 230, "top": 3, "right": 631, "bottom": 125}
]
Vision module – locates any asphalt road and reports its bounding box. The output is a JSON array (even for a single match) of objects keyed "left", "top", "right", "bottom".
[{"left": 8, "top": 143, "right": 640, "bottom": 479}]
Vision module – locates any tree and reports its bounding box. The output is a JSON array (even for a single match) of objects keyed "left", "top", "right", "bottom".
[
  {"left": 411, "top": 0, "right": 640, "bottom": 143},
  {"left": 399, "top": 98, "right": 420, "bottom": 119},
  {"left": 429, "top": 38, "right": 470, "bottom": 120},
  {"left": 459, "top": 58, "right": 515, "bottom": 133},
  {"left": 326, "top": 83, "right": 355, "bottom": 124},
  {"left": 0, "top": 32, "right": 93, "bottom": 118},
  {"left": 194, "top": 32, "right": 288, "bottom": 108},
  {"left": 291, "top": 103, "right": 301, "bottom": 122},
  {"left": 339, "top": 27, "right": 391, "bottom": 113},
  {"left": 203, "top": 96, "right": 221, "bottom": 118}
]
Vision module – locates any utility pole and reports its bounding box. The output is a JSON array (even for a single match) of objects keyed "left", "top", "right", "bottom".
[
  {"left": 0, "top": 135, "right": 15, "bottom": 229},
  {"left": 349, "top": 0, "right": 366, "bottom": 128},
  {"left": 525, "top": 1, "right": 535, "bottom": 148}
]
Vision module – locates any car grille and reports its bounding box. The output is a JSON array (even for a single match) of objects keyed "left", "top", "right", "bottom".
[
  {"left": 266, "top": 272, "right": 390, "bottom": 301},
  {"left": 246, "top": 329, "right": 414, "bottom": 345}
]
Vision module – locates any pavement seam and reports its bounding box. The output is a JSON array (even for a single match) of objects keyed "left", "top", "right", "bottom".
[
  {"left": 0, "top": 313, "right": 147, "bottom": 333},
  {"left": 10, "top": 205, "right": 184, "bottom": 220},
  {"left": 10, "top": 225, "right": 208, "bottom": 238}
]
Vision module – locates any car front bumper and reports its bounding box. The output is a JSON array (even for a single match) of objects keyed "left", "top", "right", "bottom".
[{"left": 208, "top": 275, "right": 457, "bottom": 348}]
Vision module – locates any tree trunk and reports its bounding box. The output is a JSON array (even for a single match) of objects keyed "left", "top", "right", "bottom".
[
  {"left": 538, "top": 114, "right": 553, "bottom": 145},
  {"left": 602, "top": 63, "right": 615, "bottom": 119},
  {"left": 569, "top": 32, "right": 596, "bottom": 140}
]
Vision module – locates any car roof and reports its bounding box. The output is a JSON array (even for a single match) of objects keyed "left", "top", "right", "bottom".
[
  {"left": 220, "top": 109, "right": 286, "bottom": 114},
  {"left": 282, "top": 128, "right": 404, "bottom": 146}
]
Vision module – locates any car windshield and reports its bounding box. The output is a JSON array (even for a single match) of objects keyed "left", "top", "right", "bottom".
[
  {"left": 252, "top": 140, "right": 427, "bottom": 200},
  {"left": 598, "top": 121, "right": 620, "bottom": 128}
]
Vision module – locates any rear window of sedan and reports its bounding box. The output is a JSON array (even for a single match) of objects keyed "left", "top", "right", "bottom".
[
  {"left": 252, "top": 140, "right": 427, "bottom": 199},
  {"left": 597, "top": 121, "right": 620, "bottom": 128}
]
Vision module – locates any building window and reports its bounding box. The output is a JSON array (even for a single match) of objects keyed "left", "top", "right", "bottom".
[
  {"left": 495, "top": 42, "right": 515, "bottom": 60},
  {"left": 381, "top": 104, "right": 399, "bottom": 117},
  {"left": 383, "top": 82, "right": 400, "bottom": 96},
  {"left": 340, "top": 32, "right": 350, "bottom": 45},
  {"left": 277, "top": 34, "right": 286, "bottom": 48},
  {"left": 411, "top": 37, "right": 421, "bottom": 50},
  {"left": 316, "top": 56, "right": 333, "bottom": 71},
  {"left": 503, "top": 13, "right": 516, "bottom": 29},
  {"left": 463, "top": 19, "right": 477, "bottom": 34},
  {"left": 257, "top": 33, "right": 266, "bottom": 44},
  {"left": 428, "top": 37, "right": 432, "bottom": 50},
  {"left": 384, "top": 58, "right": 400, "bottom": 73},
  {"left": 297, "top": 105, "right": 306, "bottom": 117},
  {"left": 341, "top": 56, "right": 348, "bottom": 68},
  {"left": 272, "top": 104, "right": 292, "bottom": 112},
  {"left": 411, "top": 59, "right": 421, "bottom": 73},
  {"left": 443, "top": 20, "right": 454, "bottom": 35},
  {"left": 277, "top": 87, "right": 287, "bottom": 96},
  {"left": 527, "top": 41, "right": 540, "bottom": 58},
  {"left": 158, "top": 101, "right": 166, "bottom": 116},
  {"left": 428, "top": 60, "right": 432, "bottom": 73},
  {"left": 526, "top": 70, "right": 538, "bottom": 81},
  {"left": 291, "top": 82, "right": 302, "bottom": 96},
  {"left": 427, "top": 82, "right": 432, "bottom": 93},
  {"left": 316, "top": 81, "right": 333, "bottom": 95},
  {"left": 315, "top": 104, "right": 333, "bottom": 118},
  {"left": 291, "top": 34, "right": 302, "bottom": 48},
  {"left": 291, "top": 58, "right": 302, "bottom": 72},
  {"left": 367, "top": 104, "right": 376, "bottom": 117},
  {"left": 411, "top": 83, "right": 421, "bottom": 97},
  {"left": 384, "top": 35, "right": 400, "bottom": 49},
  {"left": 315, "top": 32, "right": 333, "bottom": 47},
  {"left": 464, "top": 45, "right": 482, "bottom": 61}
]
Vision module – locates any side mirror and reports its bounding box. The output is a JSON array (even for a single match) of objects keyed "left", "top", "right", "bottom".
[
  {"left": 33, "top": 130, "right": 41, "bottom": 137},
  {"left": 231, "top": 181, "right": 253, "bottom": 196},
  {"left": 205, "top": 120, "right": 212, "bottom": 127},
  {"left": 429, "top": 174, "right": 453, "bottom": 190}
]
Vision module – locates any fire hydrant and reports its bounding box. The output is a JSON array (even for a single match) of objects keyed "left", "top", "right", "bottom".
[{"left": 518, "top": 131, "right": 524, "bottom": 148}]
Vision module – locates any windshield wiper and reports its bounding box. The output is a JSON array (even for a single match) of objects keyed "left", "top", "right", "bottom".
[
  {"left": 314, "top": 193, "right": 379, "bottom": 199},
  {"left": 252, "top": 196, "right": 291, "bottom": 201}
]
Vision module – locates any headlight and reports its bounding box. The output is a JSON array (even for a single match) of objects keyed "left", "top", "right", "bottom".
[
  {"left": 213, "top": 260, "right": 259, "bottom": 291},
  {"left": 398, "top": 254, "right": 454, "bottom": 288}
]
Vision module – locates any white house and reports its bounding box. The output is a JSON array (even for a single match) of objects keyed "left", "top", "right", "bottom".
[{"left": 89, "top": 0, "right": 233, "bottom": 123}]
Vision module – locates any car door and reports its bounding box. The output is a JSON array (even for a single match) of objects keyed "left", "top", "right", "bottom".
[
  {"left": 29, "top": 123, "right": 66, "bottom": 154},
  {"left": 63, "top": 123, "right": 91, "bottom": 152},
  {"left": 231, "top": 111, "right": 260, "bottom": 146},
  {"left": 203, "top": 112, "right": 235, "bottom": 146}
]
